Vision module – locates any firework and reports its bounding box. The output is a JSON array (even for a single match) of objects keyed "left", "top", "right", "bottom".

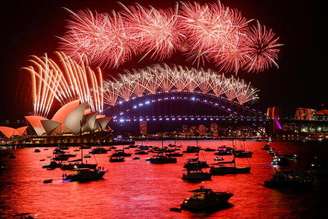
[
  {"left": 59, "top": 9, "right": 133, "bottom": 67},
  {"left": 58, "top": 2, "right": 282, "bottom": 74},
  {"left": 243, "top": 21, "right": 283, "bottom": 72},
  {"left": 120, "top": 3, "right": 182, "bottom": 61},
  {"left": 23, "top": 52, "right": 104, "bottom": 116},
  {"left": 103, "top": 64, "right": 258, "bottom": 106}
]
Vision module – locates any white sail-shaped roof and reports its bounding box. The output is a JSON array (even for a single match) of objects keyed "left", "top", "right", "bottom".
[
  {"left": 81, "top": 113, "right": 97, "bottom": 132},
  {"left": 63, "top": 103, "right": 89, "bottom": 134},
  {"left": 95, "top": 117, "right": 111, "bottom": 131},
  {"left": 25, "top": 115, "right": 47, "bottom": 136},
  {"left": 41, "top": 120, "right": 61, "bottom": 135},
  {"left": 0, "top": 126, "right": 28, "bottom": 138},
  {"left": 52, "top": 100, "right": 80, "bottom": 123}
]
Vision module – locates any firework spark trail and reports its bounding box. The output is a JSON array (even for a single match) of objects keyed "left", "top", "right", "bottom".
[
  {"left": 120, "top": 3, "right": 183, "bottom": 61},
  {"left": 243, "top": 21, "right": 283, "bottom": 72},
  {"left": 23, "top": 52, "right": 104, "bottom": 116},
  {"left": 59, "top": 9, "right": 133, "bottom": 68},
  {"left": 103, "top": 64, "right": 258, "bottom": 107},
  {"left": 59, "top": 1, "right": 282, "bottom": 74},
  {"left": 179, "top": 1, "right": 252, "bottom": 72}
]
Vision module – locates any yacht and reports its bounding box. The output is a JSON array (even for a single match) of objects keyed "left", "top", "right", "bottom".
[
  {"left": 214, "top": 146, "right": 234, "bottom": 156},
  {"left": 109, "top": 154, "right": 125, "bottom": 162},
  {"left": 184, "top": 157, "right": 209, "bottom": 169},
  {"left": 63, "top": 167, "right": 106, "bottom": 182},
  {"left": 234, "top": 150, "right": 253, "bottom": 158},
  {"left": 180, "top": 186, "right": 233, "bottom": 212},
  {"left": 210, "top": 157, "right": 250, "bottom": 175},
  {"left": 265, "top": 171, "right": 313, "bottom": 189},
  {"left": 90, "top": 147, "right": 108, "bottom": 154},
  {"left": 148, "top": 153, "right": 177, "bottom": 164},
  {"left": 182, "top": 168, "right": 211, "bottom": 182},
  {"left": 184, "top": 146, "right": 201, "bottom": 153}
]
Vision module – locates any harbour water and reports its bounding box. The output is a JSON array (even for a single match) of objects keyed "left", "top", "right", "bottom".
[{"left": 1, "top": 140, "right": 327, "bottom": 218}]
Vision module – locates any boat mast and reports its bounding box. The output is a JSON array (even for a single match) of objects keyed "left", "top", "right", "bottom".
[{"left": 81, "top": 146, "right": 83, "bottom": 164}]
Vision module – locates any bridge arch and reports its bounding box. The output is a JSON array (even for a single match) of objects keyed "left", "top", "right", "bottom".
[{"left": 104, "top": 64, "right": 259, "bottom": 107}]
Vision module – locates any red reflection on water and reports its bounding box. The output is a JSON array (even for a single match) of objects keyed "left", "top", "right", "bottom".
[{"left": 0, "top": 140, "right": 319, "bottom": 218}]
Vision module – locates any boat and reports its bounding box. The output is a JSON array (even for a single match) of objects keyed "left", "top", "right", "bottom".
[
  {"left": 138, "top": 145, "right": 150, "bottom": 150},
  {"left": 34, "top": 148, "right": 41, "bottom": 153},
  {"left": 133, "top": 157, "right": 140, "bottom": 160},
  {"left": 210, "top": 157, "right": 250, "bottom": 175},
  {"left": 214, "top": 156, "right": 224, "bottom": 161},
  {"left": 210, "top": 165, "right": 250, "bottom": 175},
  {"left": 182, "top": 169, "right": 211, "bottom": 182},
  {"left": 109, "top": 155, "right": 125, "bottom": 162},
  {"left": 283, "top": 154, "right": 298, "bottom": 161},
  {"left": 268, "top": 148, "right": 276, "bottom": 156},
  {"left": 180, "top": 186, "right": 233, "bottom": 212},
  {"left": 43, "top": 179, "right": 53, "bottom": 184},
  {"left": 127, "top": 144, "right": 137, "bottom": 148},
  {"left": 112, "top": 150, "right": 131, "bottom": 157},
  {"left": 53, "top": 153, "right": 76, "bottom": 161},
  {"left": 59, "top": 145, "right": 69, "bottom": 150},
  {"left": 203, "top": 147, "right": 215, "bottom": 152},
  {"left": 167, "top": 152, "right": 183, "bottom": 157},
  {"left": 134, "top": 150, "right": 148, "bottom": 155},
  {"left": 148, "top": 154, "right": 177, "bottom": 164},
  {"left": 81, "top": 145, "right": 92, "bottom": 149},
  {"left": 13, "top": 213, "right": 36, "bottom": 219},
  {"left": 42, "top": 161, "right": 62, "bottom": 170},
  {"left": 263, "top": 144, "right": 271, "bottom": 150},
  {"left": 271, "top": 155, "right": 289, "bottom": 167},
  {"left": 214, "top": 146, "right": 234, "bottom": 156},
  {"left": 264, "top": 171, "right": 313, "bottom": 189},
  {"left": 184, "top": 158, "right": 209, "bottom": 169},
  {"left": 184, "top": 146, "right": 201, "bottom": 153},
  {"left": 90, "top": 147, "right": 108, "bottom": 154},
  {"left": 61, "top": 146, "right": 97, "bottom": 170},
  {"left": 60, "top": 162, "right": 97, "bottom": 170},
  {"left": 63, "top": 167, "right": 106, "bottom": 182},
  {"left": 53, "top": 148, "right": 65, "bottom": 154},
  {"left": 234, "top": 150, "right": 253, "bottom": 158}
]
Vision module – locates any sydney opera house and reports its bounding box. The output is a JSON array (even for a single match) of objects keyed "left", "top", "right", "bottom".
[{"left": 0, "top": 100, "right": 111, "bottom": 143}]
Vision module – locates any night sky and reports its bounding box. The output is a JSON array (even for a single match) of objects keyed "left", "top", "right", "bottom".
[{"left": 0, "top": 0, "right": 325, "bottom": 120}]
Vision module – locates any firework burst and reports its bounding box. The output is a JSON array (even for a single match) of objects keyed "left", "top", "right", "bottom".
[
  {"left": 103, "top": 64, "right": 258, "bottom": 106},
  {"left": 59, "top": 2, "right": 282, "bottom": 74},
  {"left": 243, "top": 21, "right": 283, "bottom": 72},
  {"left": 120, "top": 3, "right": 183, "bottom": 61},
  {"left": 59, "top": 9, "right": 133, "bottom": 68},
  {"left": 23, "top": 52, "right": 104, "bottom": 116}
]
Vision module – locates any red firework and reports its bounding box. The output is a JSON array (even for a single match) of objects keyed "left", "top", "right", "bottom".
[
  {"left": 120, "top": 3, "right": 183, "bottom": 61},
  {"left": 243, "top": 21, "right": 283, "bottom": 73},
  {"left": 59, "top": 9, "right": 133, "bottom": 68},
  {"left": 58, "top": 2, "right": 282, "bottom": 74}
]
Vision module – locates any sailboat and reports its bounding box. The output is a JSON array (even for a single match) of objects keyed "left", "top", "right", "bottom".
[
  {"left": 109, "top": 145, "right": 127, "bottom": 162},
  {"left": 182, "top": 150, "right": 211, "bottom": 182},
  {"left": 148, "top": 137, "right": 177, "bottom": 164},
  {"left": 233, "top": 140, "right": 253, "bottom": 158},
  {"left": 62, "top": 146, "right": 106, "bottom": 182},
  {"left": 184, "top": 138, "right": 201, "bottom": 153},
  {"left": 210, "top": 152, "right": 251, "bottom": 175},
  {"left": 61, "top": 146, "right": 97, "bottom": 170}
]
